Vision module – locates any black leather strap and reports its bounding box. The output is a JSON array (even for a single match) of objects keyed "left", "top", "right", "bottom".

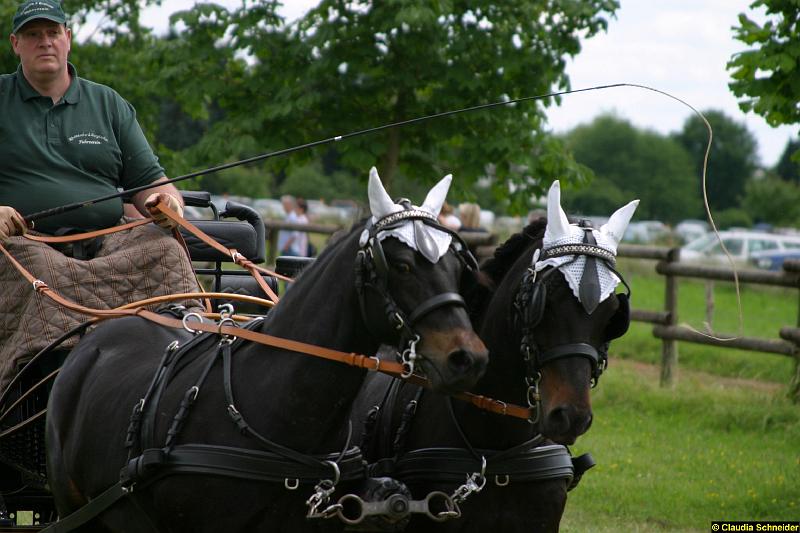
[
  {"left": 536, "top": 342, "right": 600, "bottom": 368},
  {"left": 386, "top": 444, "right": 575, "bottom": 484},
  {"left": 407, "top": 292, "right": 466, "bottom": 326}
]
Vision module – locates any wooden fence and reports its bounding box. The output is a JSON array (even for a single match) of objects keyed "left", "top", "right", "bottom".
[
  {"left": 263, "top": 220, "right": 496, "bottom": 262},
  {"left": 618, "top": 244, "right": 800, "bottom": 399}
]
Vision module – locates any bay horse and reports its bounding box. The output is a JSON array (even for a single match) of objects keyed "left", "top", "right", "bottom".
[
  {"left": 44, "top": 168, "right": 488, "bottom": 532},
  {"left": 350, "top": 181, "right": 638, "bottom": 532}
]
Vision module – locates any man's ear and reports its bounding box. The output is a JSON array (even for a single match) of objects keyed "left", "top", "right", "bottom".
[{"left": 10, "top": 34, "right": 20, "bottom": 56}]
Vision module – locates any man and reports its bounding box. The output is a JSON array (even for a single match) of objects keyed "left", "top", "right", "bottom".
[
  {"left": 0, "top": 0, "right": 183, "bottom": 237},
  {"left": 0, "top": 0, "right": 202, "bottom": 390}
]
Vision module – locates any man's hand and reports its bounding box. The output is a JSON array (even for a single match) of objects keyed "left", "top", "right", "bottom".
[
  {"left": 144, "top": 193, "right": 184, "bottom": 230},
  {"left": 0, "top": 206, "right": 27, "bottom": 243}
]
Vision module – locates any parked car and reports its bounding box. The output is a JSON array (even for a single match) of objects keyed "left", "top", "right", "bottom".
[
  {"left": 681, "top": 230, "right": 800, "bottom": 266},
  {"left": 674, "top": 219, "right": 710, "bottom": 244},
  {"left": 749, "top": 248, "right": 800, "bottom": 271},
  {"left": 623, "top": 220, "right": 670, "bottom": 244}
]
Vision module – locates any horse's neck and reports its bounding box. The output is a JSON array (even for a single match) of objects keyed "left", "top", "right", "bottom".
[
  {"left": 473, "top": 246, "right": 535, "bottom": 403},
  {"left": 436, "top": 247, "right": 539, "bottom": 447},
  {"left": 240, "top": 235, "right": 379, "bottom": 451}
]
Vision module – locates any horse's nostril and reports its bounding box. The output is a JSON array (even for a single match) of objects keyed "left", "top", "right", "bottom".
[
  {"left": 447, "top": 349, "right": 474, "bottom": 374},
  {"left": 547, "top": 406, "right": 571, "bottom": 435},
  {"left": 546, "top": 406, "right": 593, "bottom": 437}
]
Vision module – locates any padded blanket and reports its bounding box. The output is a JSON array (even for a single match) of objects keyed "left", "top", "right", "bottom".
[{"left": 0, "top": 221, "right": 202, "bottom": 391}]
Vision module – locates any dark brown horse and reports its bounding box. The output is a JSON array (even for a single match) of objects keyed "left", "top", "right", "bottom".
[
  {"left": 45, "top": 169, "right": 488, "bottom": 532},
  {"left": 350, "top": 181, "right": 638, "bottom": 532}
]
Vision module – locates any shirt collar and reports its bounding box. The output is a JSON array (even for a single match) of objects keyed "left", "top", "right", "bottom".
[
  {"left": 62, "top": 63, "right": 80, "bottom": 104},
  {"left": 15, "top": 62, "right": 81, "bottom": 104}
]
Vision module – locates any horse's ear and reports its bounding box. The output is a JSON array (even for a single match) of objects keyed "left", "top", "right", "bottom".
[
  {"left": 601, "top": 199, "right": 640, "bottom": 249},
  {"left": 544, "top": 180, "right": 571, "bottom": 242},
  {"left": 368, "top": 167, "right": 399, "bottom": 219},
  {"left": 421, "top": 174, "right": 452, "bottom": 217}
]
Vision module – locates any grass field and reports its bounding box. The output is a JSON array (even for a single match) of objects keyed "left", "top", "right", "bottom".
[{"left": 559, "top": 260, "right": 800, "bottom": 531}]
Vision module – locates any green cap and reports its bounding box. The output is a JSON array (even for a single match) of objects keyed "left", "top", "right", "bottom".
[{"left": 11, "top": 0, "right": 66, "bottom": 34}]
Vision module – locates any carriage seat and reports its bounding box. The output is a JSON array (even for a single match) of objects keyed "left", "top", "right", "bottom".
[{"left": 179, "top": 192, "right": 277, "bottom": 312}]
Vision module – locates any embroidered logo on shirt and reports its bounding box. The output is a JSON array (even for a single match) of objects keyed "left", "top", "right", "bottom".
[{"left": 68, "top": 132, "right": 109, "bottom": 145}]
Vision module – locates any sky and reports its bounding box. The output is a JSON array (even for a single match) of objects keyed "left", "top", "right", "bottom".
[{"left": 129, "top": 0, "right": 796, "bottom": 167}]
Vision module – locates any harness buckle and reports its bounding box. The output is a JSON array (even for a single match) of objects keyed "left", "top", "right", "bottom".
[
  {"left": 400, "top": 335, "right": 420, "bottom": 378},
  {"left": 181, "top": 312, "right": 204, "bottom": 334}
]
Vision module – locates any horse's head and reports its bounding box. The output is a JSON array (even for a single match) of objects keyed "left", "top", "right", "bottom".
[
  {"left": 513, "top": 181, "right": 638, "bottom": 444},
  {"left": 355, "top": 168, "right": 488, "bottom": 392}
]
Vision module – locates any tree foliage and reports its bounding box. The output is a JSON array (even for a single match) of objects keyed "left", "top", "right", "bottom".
[
  {"left": 288, "top": 0, "right": 618, "bottom": 201},
  {"left": 742, "top": 176, "right": 800, "bottom": 226},
  {"left": 728, "top": 1, "right": 800, "bottom": 130},
  {"left": 775, "top": 138, "right": 800, "bottom": 183},
  {"left": 673, "top": 109, "right": 758, "bottom": 211},
  {"left": 563, "top": 114, "right": 700, "bottom": 223}
]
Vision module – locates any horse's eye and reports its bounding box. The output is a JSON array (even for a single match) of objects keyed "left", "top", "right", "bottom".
[{"left": 394, "top": 262, "right": 412, "bottom": 274}]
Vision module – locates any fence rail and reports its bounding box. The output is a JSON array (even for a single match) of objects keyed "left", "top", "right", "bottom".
[{"left": 617, "top": 244, "right": 800, "bottom": 400}]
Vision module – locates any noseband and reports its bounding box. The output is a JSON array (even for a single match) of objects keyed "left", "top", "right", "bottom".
[
  {"left": 354, "top": 205, "right": 478, "bottom": 376},
  {"left": 513, "top": 238, "right": 631, "bottom": 422}
]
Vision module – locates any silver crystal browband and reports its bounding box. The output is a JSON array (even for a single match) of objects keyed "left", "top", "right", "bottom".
[
  {"left": 374, "top": 209, "right": 437, "bottom": 231},
  {"left": 540, "top": 243, "right": 617, "bottom": 266}
]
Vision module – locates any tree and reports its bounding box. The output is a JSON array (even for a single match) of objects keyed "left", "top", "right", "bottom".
[
  {"left": 282, "top": 0, "right": 618, "bottom": 202},
  {"left": 673, "top": 109, "right": 758, "bottom": 211},
  {"left": 564, "top": 114, "right": 700, "bottom": 223},
  {"left": 775, "top": 138, "right": 800, "bottom": 183},
  {"left": 742, "top": 176, "right": 800, "bottom": 226},
  {"left": 728, "top": 1, "right": 800, "bottom": 130}
]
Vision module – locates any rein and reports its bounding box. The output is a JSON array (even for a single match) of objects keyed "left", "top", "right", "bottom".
[{"left": 0, "top": 202, "right": 534, "bottom": 420}]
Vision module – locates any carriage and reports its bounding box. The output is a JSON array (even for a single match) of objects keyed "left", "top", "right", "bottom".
[{"left": 0, "top": 175, "right": 635, "bottom": 532}]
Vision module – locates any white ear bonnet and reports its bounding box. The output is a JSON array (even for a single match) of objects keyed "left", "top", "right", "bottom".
[
  {"left": 364, "top": 167, "right": 453, "bottom": 262},
  {"left": 534, "top": 181, "right": 639, "bottom": 310}
]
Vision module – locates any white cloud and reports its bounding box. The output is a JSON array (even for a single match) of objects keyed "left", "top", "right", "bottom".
[{"left": 546, "top": 0, "right": 796, "bottom": 166}]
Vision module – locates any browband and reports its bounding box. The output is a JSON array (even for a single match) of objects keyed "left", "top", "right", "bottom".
[
  {"left": 373, "top": 209, "right": 437, "bottom": 231},
  {"left": 539, "top": 243, "right": 616, "bottom": 267}
]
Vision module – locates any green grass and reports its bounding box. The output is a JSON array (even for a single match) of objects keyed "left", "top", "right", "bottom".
[
  {"left": 560, "top": 359, "right": 800, "bottom": 532},
  {"left": 557, "top": 260, "right": 800, "bottom": 531}
]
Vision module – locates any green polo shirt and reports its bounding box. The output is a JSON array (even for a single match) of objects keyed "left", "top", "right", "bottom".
[{"left": 0, "top": 63, "right": 165, "bottom": 233}]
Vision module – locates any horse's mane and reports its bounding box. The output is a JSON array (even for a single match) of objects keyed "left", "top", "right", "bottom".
[
  {"left": 462, "top": 217, "right": 546, "bottom": 326},
  {"left": 481, "top": 217, "right": 547, "bottom": 285}
]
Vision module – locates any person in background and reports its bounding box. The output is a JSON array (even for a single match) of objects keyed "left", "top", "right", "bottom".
[
  {"left": 294, "top": 197, "right": 311, "bottom": 257},
  {"left": 277, "top": 194, "right": 300, "bottom": 256},
  {"left": 458, "top": 202, "right": 486, "bottom": 232},
  {"left": 438, "top": 201, "right": 462, "bottom": 231},
  {"left": 0, "top": 0, "right": 201, "bottom": 390}
]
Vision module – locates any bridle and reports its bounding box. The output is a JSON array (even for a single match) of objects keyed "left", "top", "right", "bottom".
[
  {"left": 354, "top": 203, "right": 478, "bottom": 376},
  {"left": 513, "top": 229, "right": 631, "bottom": 423}
]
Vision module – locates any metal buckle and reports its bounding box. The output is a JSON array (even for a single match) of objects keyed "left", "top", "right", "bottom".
[
  {"left": 181, "top": 312, "right": 204, "bottom": 334},
  {"left": 400, "top": 335, "right": 421, "bottom": 378}
]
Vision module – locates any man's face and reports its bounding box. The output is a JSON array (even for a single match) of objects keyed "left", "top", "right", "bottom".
[{"left": 10, "top": 19, "right": 71, "bottom": 78}]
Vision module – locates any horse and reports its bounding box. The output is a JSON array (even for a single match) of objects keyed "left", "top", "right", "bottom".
[
  {"left": 44, "top": 167, "right": 489, "bottom": 533},
  {"left": 350, "top": 181, "right": 638, "bottom": 532}
]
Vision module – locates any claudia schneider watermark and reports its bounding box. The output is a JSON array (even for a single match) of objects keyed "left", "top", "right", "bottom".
[{"left": 711, "top": 522, "right": 800, "bottom": 532}]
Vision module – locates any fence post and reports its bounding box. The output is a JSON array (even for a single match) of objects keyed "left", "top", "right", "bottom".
[{"left": 660, "top": 247, "right": 680, "bottom": 387}]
